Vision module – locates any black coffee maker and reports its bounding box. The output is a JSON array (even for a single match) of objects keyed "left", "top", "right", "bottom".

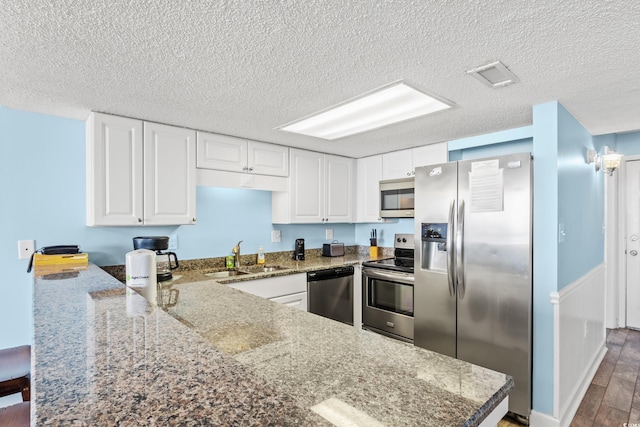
[
  {"left": 133, "top": 236, "right": 179, "bottom": 282},
  {"left": 293, "top": 238, "right": 305, "bottom": 260}
]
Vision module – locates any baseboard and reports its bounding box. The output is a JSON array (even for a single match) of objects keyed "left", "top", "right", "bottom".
[
  {"left": 558, "top": 344, "right": 607, "bottom": 427},
  {"left": 530, "top": 410, "right": 559, "bottom": 427}
]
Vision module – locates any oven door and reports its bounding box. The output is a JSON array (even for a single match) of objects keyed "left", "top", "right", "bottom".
[{"left": 362, "top": 267, "right": 414, "bottom": 342}]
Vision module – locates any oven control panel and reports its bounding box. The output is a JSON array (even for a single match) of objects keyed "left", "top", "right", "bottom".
[{"left": 394, "top": 233, "right": 414, "bottom": 249}]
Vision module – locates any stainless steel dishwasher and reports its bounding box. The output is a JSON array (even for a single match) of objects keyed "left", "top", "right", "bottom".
[{"left": 307, "top": 266, "right": 354, "bottom": 325}]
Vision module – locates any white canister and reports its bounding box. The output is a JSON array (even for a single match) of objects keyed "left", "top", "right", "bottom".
[{"left": 125, "top": 249, "right": 158, "bottom": 310}]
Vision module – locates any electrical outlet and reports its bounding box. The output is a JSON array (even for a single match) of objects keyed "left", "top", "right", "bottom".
[
  {"left": 18, "top": 240, "right": 35, "bottom": 260},
  {"left": 271, "top": 230, "right": 281, "bottom": 243},
  {"left": 325, "top": 229, "right": 334, "bottom": 240},
  {"left": 168, "top": 234, "right": 178, "bottom": 250}
]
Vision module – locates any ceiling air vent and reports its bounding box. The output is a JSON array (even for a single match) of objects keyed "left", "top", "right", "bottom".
[{"left": 466, "top": 61, "right": 519, "bottom": 88}]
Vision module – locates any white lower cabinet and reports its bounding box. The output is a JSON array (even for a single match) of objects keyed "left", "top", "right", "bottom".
[
  {"left": 227, "top": 273, "right": 308, "bottom": 311},
  {"left": 270, "top": 292, "right": 308, "bottom": 311}
]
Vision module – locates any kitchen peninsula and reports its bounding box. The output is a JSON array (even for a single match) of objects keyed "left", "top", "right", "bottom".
[{"left": 33, "top": 264, "right": 513, "bottom": 426}]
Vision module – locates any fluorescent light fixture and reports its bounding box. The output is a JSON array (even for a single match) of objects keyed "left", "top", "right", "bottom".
[{"left": 277, "top": 81, "right": 454, "bottom": 140}]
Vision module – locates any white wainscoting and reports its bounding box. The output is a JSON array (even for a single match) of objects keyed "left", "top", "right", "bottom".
[{"left": 547, "top": 264, "right": 607, "bottom": 427}]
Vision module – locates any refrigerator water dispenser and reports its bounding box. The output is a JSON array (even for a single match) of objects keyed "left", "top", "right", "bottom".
[{"left": 421, "top": 223, "right": 447, "bottom": 272}]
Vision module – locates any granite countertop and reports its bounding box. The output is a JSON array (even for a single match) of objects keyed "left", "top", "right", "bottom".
[
  {"left": 33, "top": 263, "right": 513, "bottom": 426},
  {"left": 101, "top": 246, "right": 392, "bottom": 286}
]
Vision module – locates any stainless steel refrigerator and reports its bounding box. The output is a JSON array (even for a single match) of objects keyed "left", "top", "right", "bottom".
[{"left": 413, "top": 152, "right": 532, "bottom": 422}]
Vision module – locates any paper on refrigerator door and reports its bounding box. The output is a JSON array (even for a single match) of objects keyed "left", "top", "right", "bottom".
[{"left": 468, "top": 159, "right": 504, "bottom": 213}]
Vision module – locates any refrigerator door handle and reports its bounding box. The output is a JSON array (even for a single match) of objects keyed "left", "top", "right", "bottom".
[
  {"left": 456, "top": 199, "right": 465, "bottom": 299},
  {"left": 447, "top": 199, "right": 456, "bottom": 297}
]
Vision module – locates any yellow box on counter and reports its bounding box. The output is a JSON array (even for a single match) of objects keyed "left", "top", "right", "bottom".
[
  {"left": 33, "top": 263, "right": 88, "bottom": 278},
  {"left": 33, "top": 253, "right": 89, "bottom": 267}
]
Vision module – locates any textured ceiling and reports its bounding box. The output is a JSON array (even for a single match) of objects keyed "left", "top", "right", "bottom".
[{"left": 1, "top": 1, "right": 639, "bottom": 158}]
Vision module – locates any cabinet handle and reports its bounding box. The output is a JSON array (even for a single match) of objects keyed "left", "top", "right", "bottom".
[
  {"left": 407, "top": 172, "right": 411, "bottom": 176},
  {"left": 248, "top": 167, "right": 253, "bottom": 172},
  {"left": 242, "top": 166, "right": 248, "bottom": 171},
  {"left": 192, "top": 218, "right": 196, "bottom": 223},
  {"left": 137, "top": 218, "right": 142, "bottom": 223}
]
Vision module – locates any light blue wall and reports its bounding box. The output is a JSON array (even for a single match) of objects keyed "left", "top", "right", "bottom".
[
  {"left": 531, "top": 102, "right": 560, "bottom": 415},
  {"left": 615, "top": 131, "right": 640, "bottom": 155},
  {"left": 2, "top": 108, "right": 83, "bottom": 348},
  {"left": 529, "top": 102, "right": 606, "bottom": 415},
  {"left": 354, "top": 219, "right": 413, "bottom": 247},
  {"left": 557, "top": 104, "right": 604, "bottom": 288},
  {"left": 0, "top": 106, "right": 358, "bottom": 348}
]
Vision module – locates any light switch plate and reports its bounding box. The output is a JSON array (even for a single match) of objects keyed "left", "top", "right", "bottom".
[
  {"left": 325, "top": 229, "right": 334, "bottom": 240},
  {"left": 558, "top": 223, "right": 565, "bottom": 244},
  {"left": 271, "top": 230, "right": 281, "bottom": 243},
  {"left": 18, "top": 240, "right": 35, "bottom": 260}
]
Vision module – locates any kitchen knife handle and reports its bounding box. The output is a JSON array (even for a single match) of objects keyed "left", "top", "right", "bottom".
[
  {"left": 447, "top": 199, "right": 455, "bottom": 297},
  {"left": 456, "top": 199, "right": 465, "bottom": 300}
]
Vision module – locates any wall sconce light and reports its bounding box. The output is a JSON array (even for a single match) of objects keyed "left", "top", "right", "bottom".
[{"left": 587, "top": 146, "right": 623, "bottom": 176}]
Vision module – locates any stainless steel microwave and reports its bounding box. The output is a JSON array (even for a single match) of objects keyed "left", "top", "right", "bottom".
[{"left": 379, "top": 178, "right": 414, "bottom": 218}]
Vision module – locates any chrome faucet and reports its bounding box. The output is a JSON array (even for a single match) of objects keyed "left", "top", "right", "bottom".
[{"left": 232, "top": 240, "right": 243, "bottom": 268}]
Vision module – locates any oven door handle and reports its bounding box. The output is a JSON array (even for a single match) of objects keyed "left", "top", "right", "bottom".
[
  {"left": 362, "top": 268, "right": 414, "bottom": 285},
  {"left": 447, "top": 198, "right": 456, "bottom": 297}
]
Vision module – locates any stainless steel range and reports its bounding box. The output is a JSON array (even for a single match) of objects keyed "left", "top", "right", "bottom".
[{"left": 361, "top": 233, "right": 414, "bottom": 342}]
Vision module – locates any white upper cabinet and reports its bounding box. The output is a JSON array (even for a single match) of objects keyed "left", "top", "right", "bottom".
[
  {"left": 412, "top": 143, "right": 448, "bottom": 170},
  {"left": 325, "top": 154, "right": 354, "bottom": 222},
  {"left": 86, "top": 113, "right": 143, "bottom": 226},
  {"left": 382, "top": 149, "right": 413, "bottom": 180},
  {"left": 381, "top": 143, "right": 448, "bottom": 180},
  {"left": 197, "top": 131, "right": 288, "bottom": 177},
  {"left": 272, "top": 149, "right": 354, "bottom": 224},
  {"left": 86, "top": 112, "right": 196, "bottom": 226},
  {"left": 143, "top": 122, "right": 197, "bottom": 226},
  {"left": 356, "top": 155, "right": 384, "bottom": 223},
  {"left": 248, "top": 141, "right": 289, "bottom": 176}
]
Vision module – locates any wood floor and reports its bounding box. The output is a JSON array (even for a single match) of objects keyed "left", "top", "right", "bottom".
[
  {"left": 497, "top": 328, "right": 640, "bottom": 427},
  {"left": 570, "top": 328, "right": 640, "bottom": 426}
]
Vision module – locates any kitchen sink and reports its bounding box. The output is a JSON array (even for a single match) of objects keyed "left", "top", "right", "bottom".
[
  {"left": 239, "top": 265, "right": 289, "bottom": 274},
  {"left": 204, "top": 270, "right": 250, "bottom": 279}
]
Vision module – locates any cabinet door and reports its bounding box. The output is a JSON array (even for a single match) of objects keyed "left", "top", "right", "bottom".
[
  {"left": 382, "top": 149, "right": 413, "bottom": 180},
  {"left": 86, "top": 113, "right": 143, "bottom": 226},
  {"left": 289, "top": 149, "right": 324, "bottom": 223},
  {"left": 196, "top": 131, "right": 246, "bottom": 172},
  {"left": 412, "top": 143, "right": 448, "bottom": 169},
  {"left": 356, "top": 155, "right": 383, "bottom": 223},
  {"left": 325, "top": 154, "right": 354, "bottom": 222},
  {"left": 143, "top": 122, "right": 197, "bottom": 225},
  {"left": 270, "top": 292, "right": 308, "bottom": 311},
  {"left": 248, "top": 141, "right": 289, "bottom": 177}
]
